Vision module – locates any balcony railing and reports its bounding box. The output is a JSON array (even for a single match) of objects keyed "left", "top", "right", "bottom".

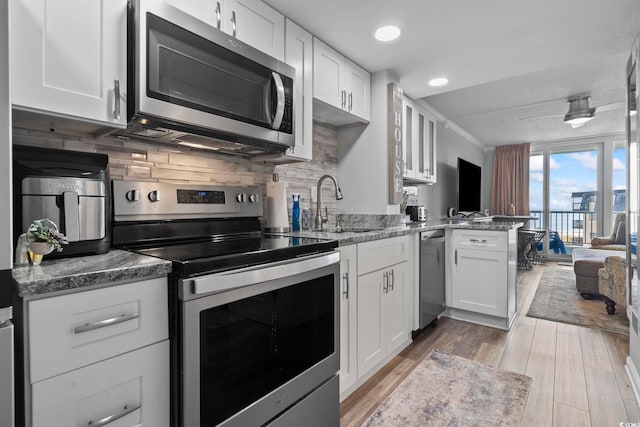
[
  {"left": 529, "top": 210, "right": 598, "bottom": 247},
  {"left": 528, "top": 210, "right": 634, "bottom": 254}
]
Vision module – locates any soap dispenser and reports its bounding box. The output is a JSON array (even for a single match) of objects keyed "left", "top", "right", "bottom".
[{"left": 292, "top": 194, "right": 301, "bottom": 231}]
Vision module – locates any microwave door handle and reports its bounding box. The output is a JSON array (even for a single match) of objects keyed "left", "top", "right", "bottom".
[
  {"left": 270, "top": 72, "right": 285, "bottom": 130},
  {"left": 63, "top": 191, "right": 80, "bottom": 242}
]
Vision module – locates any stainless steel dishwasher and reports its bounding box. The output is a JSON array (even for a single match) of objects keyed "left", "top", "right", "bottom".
[{"left": 419, "top": 229, "right": 446, "bottom": 329}]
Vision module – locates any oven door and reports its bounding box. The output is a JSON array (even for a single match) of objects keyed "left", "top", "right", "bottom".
[
  {"left": 133, "top": 0, "right": 294, "bottom": 146},
  {"left": 180, "top": 251, "right": 340, "bottom": 427}
]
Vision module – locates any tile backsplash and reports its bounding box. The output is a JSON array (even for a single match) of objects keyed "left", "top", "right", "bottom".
[{"left": 12, "top": 123, "right": 341, "bottom": 227}]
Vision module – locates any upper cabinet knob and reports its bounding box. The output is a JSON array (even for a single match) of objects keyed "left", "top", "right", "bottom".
[
  {"left": 148, "top": 190, "right": 161, "bottom": 202},
  {"left": 125, "top": 189, "right": 140, "bottom": 202}
]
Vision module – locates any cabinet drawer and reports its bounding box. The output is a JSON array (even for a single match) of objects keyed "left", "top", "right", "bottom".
[
  {"left": 28, "top": 277, "right": 168, "bottom": 383},
  {"left": 31, "top": 340, "right": 169, "bottom": 427},
  {"left": 357, "top": 236, "right": 410, "bottom": 276},
  {"left": 451, "top": 230, "right": 507, "bottom": 251}
]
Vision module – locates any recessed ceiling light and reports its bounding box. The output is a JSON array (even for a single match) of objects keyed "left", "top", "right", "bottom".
[
  {"left": 374, "top": 25, "right": 401, "bottom": 43},
  {"left": 428, "top": 77, "right": 449, "bottom": 87}
]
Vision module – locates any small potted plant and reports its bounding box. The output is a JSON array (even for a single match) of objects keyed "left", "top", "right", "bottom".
[{"left": 26, "top": 219, "right": 68, "bottom": 264}]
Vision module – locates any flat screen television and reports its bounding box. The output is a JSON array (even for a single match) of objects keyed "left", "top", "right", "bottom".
[{"left": 457, "top": 157, "right": 482, "bottom": 214}]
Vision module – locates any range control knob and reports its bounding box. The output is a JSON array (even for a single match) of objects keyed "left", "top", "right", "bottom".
[
  {"left": 148, "top": 190, "right": 161, "bottom": 202},
  {"left": 248, "top": 194, "right": 258, "bottom": 203},
  {"left": 125, "top": 190, "right": 140, "bottom": 202},
  {"left": 236, "top": 193, "right": 247, "bottom": 203}
]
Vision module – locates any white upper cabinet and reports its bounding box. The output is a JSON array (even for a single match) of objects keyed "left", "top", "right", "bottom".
[
  {"left": 166, "top": 0, "right": 285, "bottom": 61},
  {"left": 11, "top": 0, "right": 127, "bottom": 128},
  {"left": 313, "top": 38, "right": 370, "bottom": 125},
  {"left": 282, "top": 18, "right": 313, "bottom": 161},
  {"left": 402, "top": 95, "right": 437, "bottom": 184}
]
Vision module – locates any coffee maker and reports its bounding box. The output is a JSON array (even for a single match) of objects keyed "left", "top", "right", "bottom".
[{"left": 13, "top": 146, "right": 111, "bottom": 258}]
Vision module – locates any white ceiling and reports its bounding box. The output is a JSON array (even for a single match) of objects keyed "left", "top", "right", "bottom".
[{"left": 264, "top": 0, "right": 640, "bottom": 147}]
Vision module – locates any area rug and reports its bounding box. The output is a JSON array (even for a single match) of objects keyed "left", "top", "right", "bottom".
[
  {"left": 361, "top": 350, "right": 531, "bottom": 427},
  {"left": 526, "top": 264, "right": 629, "bottom": 334}
]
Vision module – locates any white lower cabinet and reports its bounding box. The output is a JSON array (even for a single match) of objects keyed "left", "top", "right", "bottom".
[
  {"left": 450, "top": 248, "right": 507, "bottom": 316},
  {"left": 356, "top": 261, "right": 407, "bottom": 377},
  {"left": 338, "top": 245, "right": 357, "bottom": 395},
  {"left": 338, "top": 235, "right": 412, "bottom": 399},
  {"left": 31, "top": 341, "right": 169, "bottom": 427},
  {"left": 447, "top": 228, "right": 517, "bottom": 330},
  {"left": 23, "top": 277, "right": 170, "bottom": 427}
]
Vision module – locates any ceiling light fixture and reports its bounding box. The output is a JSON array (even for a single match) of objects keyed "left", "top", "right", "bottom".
[
  {"left": 374, "top": 25, "right": 401, "bottom": 43},
  {"left": 428, "top": 77, "right": 449, "bottom": 87},
  {"left": 563, "top": 95, "right": 595, "bottom": 127}
]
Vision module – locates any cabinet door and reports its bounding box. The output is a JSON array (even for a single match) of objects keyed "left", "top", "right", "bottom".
[
  {"left": 11, "top": 0, "right": 127, "bottom": 127},
  {"left": 356, "top": 269, "right": 385, "bottom": 376},
  {"left": 165, "top": 0, "right": 220, "bottom": 27},
  {"left": 313, "top": 38, "right": 346, "bottom": 110},
  {"left": 338, "top": 245, "right": 357, "bottom": 396},
  {"left": 402, "top": 96, "right": 416, "bottom": 180},
  {"left": 31, "top": 341, "right": 169, "bottom": 427},
  {"left": 415, "top": 108, "right": 429, "bottom": 181},
  {"left": 426, "top": 115, "right": 437, "bottom": 183},
  {"left": 283, "top": 19, "right": 313, "bottom": 161},
  {"left": 345, "top": 59, "right": 370, "bottom": 121},
  {"left": 451, "top": 247, "right": 508, "bottom": 316},
  {"left": 223, "top": 0, "right": 285, "bottom": 61},
  {"left": 383, "top": 262, "right": 409, "bottom": 354}
]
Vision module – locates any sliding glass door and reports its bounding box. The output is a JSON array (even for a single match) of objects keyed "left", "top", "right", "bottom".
[{"left": 529, "top": 138, "right": 626, "bottom": 259}]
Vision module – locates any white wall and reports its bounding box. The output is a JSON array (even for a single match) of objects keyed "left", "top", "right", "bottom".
[
  {"left": 337, "top": 70, "right": 400, "bottom": 214},
  {"left": 419, "top": 123, "right": 487, "bottom": 220}
]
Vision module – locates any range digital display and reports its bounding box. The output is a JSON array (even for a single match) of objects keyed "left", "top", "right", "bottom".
[{"left": 177, "top": 189, "right": 226, "bottom": 204}]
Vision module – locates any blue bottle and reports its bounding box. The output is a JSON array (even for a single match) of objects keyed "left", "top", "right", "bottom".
[{"left": 292, "top": 194, "right": 300, "bottom": 231}]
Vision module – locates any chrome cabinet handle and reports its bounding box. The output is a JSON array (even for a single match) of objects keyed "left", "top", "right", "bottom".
[
  {"left": 341, "top": 90, "right": 346, "bottom": 109},
  {"left": 469, "top": 238, "right": 487, "bottom": 244},
  {"left": 113, "top": 79, "right": 120, "bottom": 120},
  {"left": 74, "top": 312, "right": 139, "bottom": 334},
  {"left": 231, "top": 11, "right": 237, "bottom": 37},
  {"left": 389, "top": 269, "right": 394, "bottom": 291},
  {"left": 382, "top": 271, "right": 389, "bottom": 293},
  {"left": 348, "top": 92, "right": 353, "bottom": 111},
  {"left": 269, "top": 72, "right": 285, "bottom": 130},
  {"left": 87, "top": 402, "right": 141, "bottom": 427},
  {"left": 455, "top": 249, "right": 458, "bottom": 265},
  {"left": 342, "top": 272, "right": 349, "bottom": 299},
  {"left": 215, "top": 2, "right": 221, "bottom": 29}
]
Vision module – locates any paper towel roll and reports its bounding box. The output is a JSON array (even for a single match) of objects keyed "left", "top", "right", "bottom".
[{"left": 265, "top": 181, "right": 289, "bottom": 232}]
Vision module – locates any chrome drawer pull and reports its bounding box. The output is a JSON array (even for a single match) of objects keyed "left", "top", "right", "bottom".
[
  {"left": 74, "top": 312, "right": 139, "bottom": 334},
  {"left": 87, "top": 402, "right": 141, "bottom": 427},
  {"left": 469, "top": 238, "right": 488, "bottom": 244},
  {"left": 342, "top": 272, "right": 349, "bottom": 299}
]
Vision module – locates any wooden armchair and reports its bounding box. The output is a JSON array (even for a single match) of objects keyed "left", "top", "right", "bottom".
[{"left": 597, "top": 255, "right": 627, "bottom": 314}]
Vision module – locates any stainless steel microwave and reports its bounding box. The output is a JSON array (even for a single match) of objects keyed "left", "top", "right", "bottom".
[{"left": 124, "top": 0, "right": 295, "bottom": 156}]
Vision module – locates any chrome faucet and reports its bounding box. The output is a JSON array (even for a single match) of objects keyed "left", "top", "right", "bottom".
[{"left": 315, "top": 174, "right": 343, "bottom": 230}]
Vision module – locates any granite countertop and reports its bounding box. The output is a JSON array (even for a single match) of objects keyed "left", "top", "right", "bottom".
[
  {"left": 287, "top": 220, "right": 524, "bottom": 246},
  {"left": 12, "top": 249, "right": 172, "bottom": 298}
]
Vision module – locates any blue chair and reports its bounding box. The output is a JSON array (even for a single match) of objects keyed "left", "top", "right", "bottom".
[{"left": 538, "top": 231, "right": 566, "bottom": 254}]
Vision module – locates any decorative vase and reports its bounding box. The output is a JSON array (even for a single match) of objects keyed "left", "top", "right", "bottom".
[{"left": 28, "top": 242, "right": 54, "bottom": 265}]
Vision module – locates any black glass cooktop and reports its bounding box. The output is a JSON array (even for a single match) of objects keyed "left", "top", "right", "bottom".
[{"left": 128, "top": 234, "right": 338, "bottom": 277}]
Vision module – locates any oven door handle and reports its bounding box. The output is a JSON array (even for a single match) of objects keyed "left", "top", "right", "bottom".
[{"left": 187, "top": 251, "right": 340, "bottom": 295}]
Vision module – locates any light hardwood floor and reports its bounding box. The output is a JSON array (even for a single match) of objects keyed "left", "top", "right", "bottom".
[{"left": 339, "top": 262, "right": 640, "bottom": 426}]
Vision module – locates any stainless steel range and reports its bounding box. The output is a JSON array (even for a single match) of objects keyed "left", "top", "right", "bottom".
[{"left": 112, "top": 181, "right": 340, "bottom": 427}]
